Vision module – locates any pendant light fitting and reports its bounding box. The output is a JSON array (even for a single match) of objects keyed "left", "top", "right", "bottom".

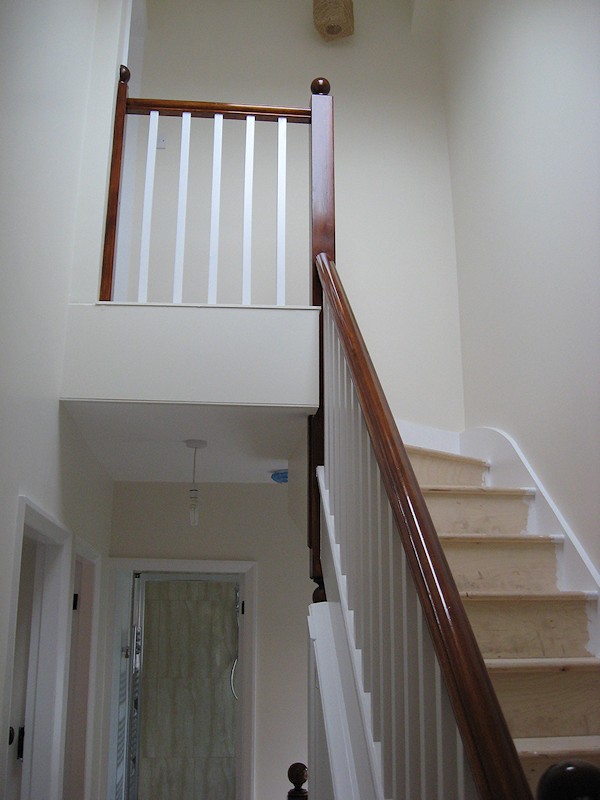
[{"left": 185, "top": 439, "right": 207, "bottom": 526}]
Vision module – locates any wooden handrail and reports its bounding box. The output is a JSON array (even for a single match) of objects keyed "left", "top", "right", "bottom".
[
  {"left": 126, "top": 97, "right": 311, "bottom": 124},
  {"left": 100, "top": 65, "right": 131, "bottom": 301},
  {"left": 315, "top": 251, "right": 533, "bottom": 800}
]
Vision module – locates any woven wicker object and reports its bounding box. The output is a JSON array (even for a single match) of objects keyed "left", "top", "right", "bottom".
[{"left": 313, "top": 0, "right": 354, "bottom": 41}]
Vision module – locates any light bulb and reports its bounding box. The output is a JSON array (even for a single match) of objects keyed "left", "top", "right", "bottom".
[{"left": 189, "top": 486, "right": 199, "bottom": 526}]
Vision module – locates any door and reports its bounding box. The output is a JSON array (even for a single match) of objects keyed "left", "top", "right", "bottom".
[
  {"left": 129, "top": 573, "right": 241, "bottom": 799},
  {"left": 6, "top": 538, "right": 36, "bottom": 800}
]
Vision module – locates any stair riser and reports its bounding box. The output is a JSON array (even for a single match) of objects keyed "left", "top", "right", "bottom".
[
  {"left": 443, "top": 541, "right": 559, "bottom": 593},
  {"left": 408, "top": 453, "right": 487, "bottom": 487},
  {"left": 465, "top": 598, "right": 591, "bottom": 658},
  {"left": 491, "top": 669, "right": 600, "bottom": 738},
  {"left": 424, "top": 494, "right": 531, "bottom": 535}
]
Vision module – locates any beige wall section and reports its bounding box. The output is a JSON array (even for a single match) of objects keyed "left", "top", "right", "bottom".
[
  {"left": 107, "top": 0, "right": 465, "bottom": 430},
  {"left": 443, "top": 1, "right": 600, "bottom": 568},
  {"left": 110, "top": 481, "right": 314, "bottom": 800}
]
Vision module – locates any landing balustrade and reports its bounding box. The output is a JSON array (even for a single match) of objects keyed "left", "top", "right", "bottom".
[{"left": 101, "top": 66, "right": 311, "bottom": 306}]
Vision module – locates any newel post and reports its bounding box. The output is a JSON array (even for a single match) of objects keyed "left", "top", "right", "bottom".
[
  {"left": 307, "top": 77, "right": 335, "bottom": 603},
  {"left": 287, "top": 762, "right": 308, "bottom": 798},
  {"left": 537, "top": 759, "right": 600, "bottom": 799},
  {"left": 100, "top": 64, "right": 130, "bottom": 301}
]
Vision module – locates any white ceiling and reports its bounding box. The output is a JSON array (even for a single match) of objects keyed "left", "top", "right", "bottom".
[{"left": 63, "top": 400, "right": 309, "bottom": 483}]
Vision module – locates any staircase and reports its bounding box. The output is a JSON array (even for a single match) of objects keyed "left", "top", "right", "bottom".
[{"left": 407, "top": 444, "right": 600, "bottom": 794}]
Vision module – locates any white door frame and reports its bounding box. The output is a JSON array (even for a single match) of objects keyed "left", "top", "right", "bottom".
[
  {"left": 107, "top": 557, "right": 257, "bottom": 800},
  {"left": 5, "top": 496, "right": 74, "bottom": 800}
]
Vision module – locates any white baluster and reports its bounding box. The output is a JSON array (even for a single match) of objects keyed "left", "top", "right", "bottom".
[
  {"left": 379, "top": 499, "right": 394, "bottom": 797},
  {"left": 403, "top": 545, "right": 421, "bottom": 797},
  {"left": 138, "top": 110, "right": 159, "bottom": 303},
  {"left": 419, "top": 603, "right": 438, "bottom": 797},
  {"left": 391, "top": 520, "right": 406, "bottom": 798},
  {"left": 276, "top": 117, "right": 287, "bottom": 305},
  {"left": 242, "top": 115, "right": 255, "bottom": 305},
  {"left": 173, "top": 112, "right": 191, "bottom": 303},
  {"left": 207, "top": 113, "right": 223, "bottom": 304}
]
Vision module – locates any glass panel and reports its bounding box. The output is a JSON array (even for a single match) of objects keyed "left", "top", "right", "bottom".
[{"left": 133, "top": 577, "right": 239, "bottom": 800}]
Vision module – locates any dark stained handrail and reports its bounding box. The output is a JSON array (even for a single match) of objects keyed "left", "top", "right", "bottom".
[
  {"left": 315, "top": 251, "right": 533, "bottom": 800},
  {"left": 100, "top": 65, "right": 131, "bottom": 301},
  {"left": 126, "top": 97, "right": 311, "bottom": 124}
]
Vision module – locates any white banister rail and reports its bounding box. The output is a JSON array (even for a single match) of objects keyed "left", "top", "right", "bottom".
[
  {"left": 138, "top": 109, "right": 159, "bottom": 303},
  {"left": 317, "top": 297, "right": 479, "bottom": 799},
  {"left": 242, "top": 115, "right": 255, "bottom": 305},
  {"left": 207, "top": 112, "right": 224, "bottom": 305},
  {"left": 173, "top": 111, "right": 191, "bottom": 303},
  {"left": 277, "top": 116, "right": 287, "bottom": 305}
]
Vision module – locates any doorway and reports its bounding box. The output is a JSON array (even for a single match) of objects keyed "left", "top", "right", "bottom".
[
  {"left": 108, "top": 559, "right": 256, "bottom": 800},
  {"left": 5, "top": 497, "right": 73, "bottom": 800}
]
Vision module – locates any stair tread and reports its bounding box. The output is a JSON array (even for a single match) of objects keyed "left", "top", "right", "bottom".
[
  {"left": 421, "top": 485, "right": 535, "bottom": 496},
  {"left": 440, "top": 533, "right": 563, "bottom": 544},
  {"left": 461, "top": 590, "right": 594, "bottom": 600},
  {"left": 485, "top": 657, "right": 600, "bottom": 672},
  {"left": 405, "top": 445, "right": 489, "bottom": 468},
  {"left": 515, "top": 735, "right": 600, "bottom": 756}
]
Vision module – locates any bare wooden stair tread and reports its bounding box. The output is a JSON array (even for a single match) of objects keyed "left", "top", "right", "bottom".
[
  {"left": 515, "top": 735, "right": 600, "bottom": 757},
  {"left": 421, "top": 485, "right": 535, "bottom": 496},
  {"left": 461, "top": 590, "right": 595, "bottom": 600},
  {"left": 439, "top": 533, "right": 563, "bottom": 544},
  {"left": 485, "top": 657, "right": 600, "bottom": 672},
  {"left": 405, "top": 445, "right": 489, "bottom": 468}
]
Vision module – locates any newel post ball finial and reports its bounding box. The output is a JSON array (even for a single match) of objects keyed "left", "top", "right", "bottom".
[
  {"left": 287, "top": 762, "right": 308, "bottom": 798},
  {"left": 119, "top": 64, "right": 131, "bottom": 84},
  {"left": 537, "top": 759, "right": 600, "bottom": 799},
  {"left": 311, "top": 77, "right": 331, "bottom": 96}
]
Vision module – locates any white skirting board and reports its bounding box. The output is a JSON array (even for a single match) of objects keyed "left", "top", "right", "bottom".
[{"left": 308, "top": 602, "right": 379, "bottom": 800}]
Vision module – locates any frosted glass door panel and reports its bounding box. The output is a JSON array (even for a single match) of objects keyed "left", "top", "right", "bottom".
[{"left": 137, "top": 579, "right": 239, "bottom": 800}]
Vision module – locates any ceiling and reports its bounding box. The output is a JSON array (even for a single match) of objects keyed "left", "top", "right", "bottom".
[{"left": 64, "top": 400, "right": 309, "bottom": 484}]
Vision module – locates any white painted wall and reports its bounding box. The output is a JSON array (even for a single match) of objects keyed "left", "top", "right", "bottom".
[
  {"left": 110, "top": 481, "right": 314, "bottom": 800},
  {"left": 442, "top": 0, "right": 600, "bottom": 569},
  {"left": 0, "top": 0, "right": 127, "bottom": 793},
  {"left": 101, "top": 0, "right": 464, "bottom": 429}
]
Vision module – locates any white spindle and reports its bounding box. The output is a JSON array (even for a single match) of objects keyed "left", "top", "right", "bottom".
[
  {"left": 173, "top": 112, "right": 191, "bottom": 303},
  {"left": 138, "top": 110, "right": 159, "bottom": 303},
  {"left": 391, "top": 522, "right": 406, "bottom": 798},
  {"left": 419, "top": 603, "right": 438, "bottom": 797},
  {"left": 276, "top": 117, "right": 287, "bottom": 305},
  {"left": 403, "top": 544, "right": 421, "bottom": 797},
  {"left": 242, "top": 115, "right": 255, "bottom": 304},
  {"left": 207, "top": 113, "right": 223, "bottom": 304},
  {"left": 379, "top": 498, "right": 394, "bottom": 797}
]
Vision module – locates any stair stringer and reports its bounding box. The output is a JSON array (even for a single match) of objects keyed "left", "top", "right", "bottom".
[{"left": 309, "top": 467, "right": 384, "bottom": 800}]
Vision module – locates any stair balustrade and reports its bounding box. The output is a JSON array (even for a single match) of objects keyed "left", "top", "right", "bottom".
[{"left": 307, "top": 82, "right": 532, "bottom": 799}]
